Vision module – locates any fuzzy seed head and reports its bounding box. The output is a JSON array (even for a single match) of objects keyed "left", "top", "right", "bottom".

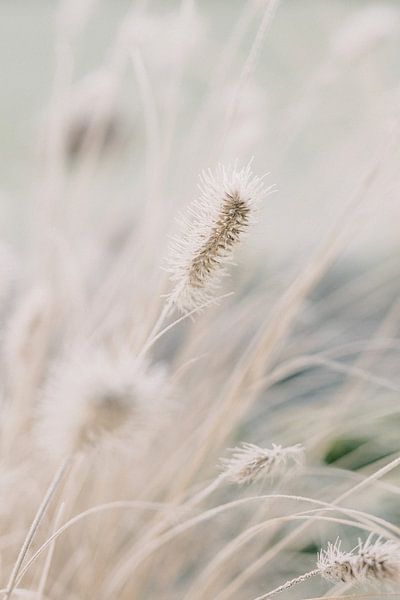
[
  {"left": 220, "top": 442, "right": 304, "bottom": 485},
  {"left": 167, "top": 162, "right": 272, "bottom": 312},
  {"left": 38, "top": 346, "right": 167, "bottom": 458},
  {"left": 318, "top": 538, "right": 400, "bottom": 586}
]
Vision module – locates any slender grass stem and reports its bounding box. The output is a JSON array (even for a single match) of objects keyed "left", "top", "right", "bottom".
[
  {"left": 252, "top": 569, "right": 319, "bottom": 600},
  {"left": 3, "top": 457, "right": 72, "bottom": 600}
]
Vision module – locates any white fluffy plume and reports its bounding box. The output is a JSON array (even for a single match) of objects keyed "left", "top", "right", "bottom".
[{"left": 167, "top": 161, "right": 272, "bottom": 312}]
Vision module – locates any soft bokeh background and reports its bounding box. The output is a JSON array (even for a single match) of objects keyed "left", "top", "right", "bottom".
[
  {"left": 1, "top": 0, "right": 399, "bottom": 266},
  {"left": 1, "top": 3, "right": 400, "bottom": 599}
]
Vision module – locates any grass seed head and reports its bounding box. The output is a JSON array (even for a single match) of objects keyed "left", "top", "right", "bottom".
[
  {"left": 37, "top": 347, "right": 165, "bottom": 458},
  {"left": 318, "top": 537, "right": 400, "bottom": 586},
  {"left": 220, "top": 442, "right": 304, "bottom": 485},
  {"left": 167, "top": 161, "right": 272, "bottom": 312}
]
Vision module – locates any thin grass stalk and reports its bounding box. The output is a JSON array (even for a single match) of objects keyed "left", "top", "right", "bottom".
[
  {"left": 162, "top": 128, "right": 391, "bottom": 507},
  {"left": 4, "top": 457, "right": 72, "bottom": 599},
  {"left": 253, "top": 569, "right": 320, "bottom": 600},
  {"left": 102, "top": 511, "right": 384, "bottom": 598},
  {"left": 219, "top": 0, "right": 281, "bottom": 152},
  {"left": 184, "top": 497, "right": 399, "bottom": 600},
  {"left": 36, "top": 502, "right": 65, "bottom": 600},
  {"left": 14, "top": 500, "right": 172, "bottom": 589},
  {"left": 212, "top": 455, "right": 400, "bottom": 600}
]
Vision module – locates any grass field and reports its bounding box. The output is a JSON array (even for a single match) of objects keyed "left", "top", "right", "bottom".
[{"left": 1, "top": 1, "right": 400, "bottom": 599}]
